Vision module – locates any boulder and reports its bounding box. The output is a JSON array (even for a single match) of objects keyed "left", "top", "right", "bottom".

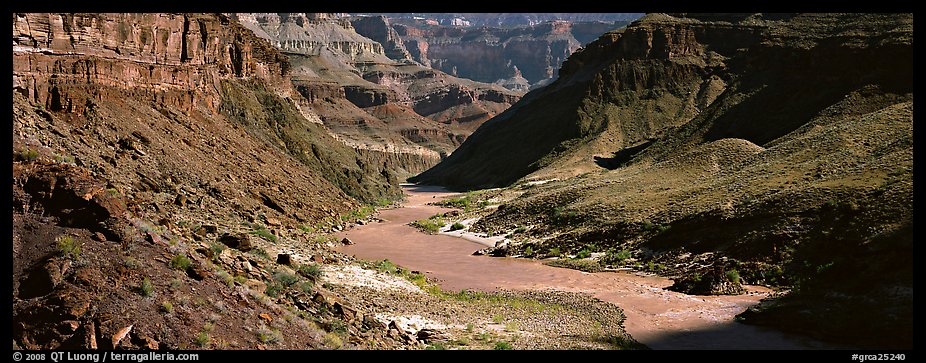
[
  {"left": 340, "top": 237, "right": 354, "bottom": 245},
  {"left": 111, "top": 325, "right": 133, "bottom": 348},
  {"left": 416, "top": 328, "right": 450, "bottom": 343},
  {"left": 218, "top": 232, "right": 253, "bottom": 252}
]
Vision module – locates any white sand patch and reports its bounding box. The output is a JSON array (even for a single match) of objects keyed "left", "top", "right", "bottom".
[
  {"left": 438, "top": 217, "right": 506, "bottom": 248},
  {"left": 323, "top": 264, "right": 424, "bottom": 294}
]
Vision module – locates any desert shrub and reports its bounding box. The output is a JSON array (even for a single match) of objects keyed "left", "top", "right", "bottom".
[
  {"left": 297, "top": 263, "right": 323, "bottom": 280},
  {"left": 140, "top": 278, "right": 154, "bottom": 297},
  {"left": 494, "top": 341, "right": 513, "bottom": 350},
  {"left": 725, "top": 269, "right": 741, "bottom": 283},
  {"left": 56, "top": 235, "right": 81, "bottom": 260},
  {"left": 169, "top": 254, "right": 192, "bottom": 271},
  {"left": 411, "top": 215, "right": 445, "bottom": 233},
  {"left": 575, "top": 249, "right": 592, "bottom": 259},
  {"left": 194, "top": 332, "right": 210, "bottom": 347},
  {"left": 449, "top": 222, "right": 465, "bottom": 231}
]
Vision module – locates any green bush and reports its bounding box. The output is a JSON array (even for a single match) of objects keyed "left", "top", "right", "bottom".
[
  {"left": 494, "top": 341, "right": 513, "bottom": 350},
  {"left": 272, "top": 270, "right": 300, "bottom": 287},
  {"left": 425, "top": 343, "right": 447, "bottom": 350},
  {"left": 297, "top": 263, "right": 323, "bottom": 280},
  {"left": 56, "top": 235, "right": 82, "bottom": 260},
  {"left": 140, "top": 278, "right": 154, "bottom": 297},
  {"left": 208, "top": 242, "right": 226, "bottom": 260},
  {"left": 411, "top": 215, "right": 445, "bottom": 233},
  {"left": 575, "top": 249, "right": 592, "bottom": 259},
  {"left": 544, "top": 259, "right": 602, "bottom": 273},
  {"left": 449, "top": 222, "right": 465, "bottom": 231},
  {"left": 601, "top": 249, "right": 633, "bottom": 266},
  {"left": 169, "top": 254, "right": 192, "bottom": 271},
  {"left": 546, "top": 247, "right": 562, "bottom": 258},
  {"left": 160, "top": 301, "right": 173, "bottom": 313},
  {"left": 265, "top": 282, "right": 284, "bottom": 298},
  {"left": 249, "top": 227, "right": 278, "bottom": 243},
  {"left": 17, "top": 148, "right": 39, "bottom": 162},
  {"left": 725, "top": 269, "right": 741, "bottom": 283},
  {"left": 323, "top": 332, "right": 343, "bottom": 349},
  {"left": 194, "top": 332, "right": 210, "bottom": 347},
  {"left": 523, "top": 246, "right": 534, "bottom": 257}
]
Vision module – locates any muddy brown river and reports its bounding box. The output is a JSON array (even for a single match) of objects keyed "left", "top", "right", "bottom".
[{"left": 336, "top": 185, "right": 837, "bottom": 349}]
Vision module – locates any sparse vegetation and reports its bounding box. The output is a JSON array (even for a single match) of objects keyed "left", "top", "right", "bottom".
[
  {"left": 272, "top": 270, "right": 300, "bottom": 287},
  {"left": 546, "top": 247, "right": 562, "bottom": 258},
  {"left": 725, "top": 269, "right": 741, "bottom": 283},
  {"left": 449, "top": 222, "right": 465, "bottom": 231},
  {"left": 53, "top": 153, "right": 75, "bottom": 164},
  {"left": 56, "top": 235, "right": 81, "bottom": 260},
  {"left": 600, "top": 249, "right": 633, "bottom": 266},
  {"left": 249, "top": 226, "right": 278, "bottom": 243},
  {"left": 494, "top": 341, "right": 513, "bottom": 350},
  {"left": 575, "top": 248, "right": 592, "bottom": 259},
  {"left": 215, "top": 270, "right": 234, "bottom": 287},
  {"left": 522, "top": 246, "right": 534, "bottom": 257},
  {"left": 140, "top": 278, "right": 154, "bottom": 297},
  {"left": 16, "top": 148, "right": 39, "bottom": 162},
  {"left": 208, "top": 242, "right": 226, "bottom": 260},
  {"left": 250, "top": 248, "right": 271, "bottom": 260},
  {"left": 122, "top": 256, "right": 140, "bottom": 269},
  {"left": 410, "top": 214, "right": 446, "bottom": 233},
  {"left": 425, "top": 342, "right": 447, "bottom": 350},
  {"left": 256, "top": 324, "right": 283, "bottom": 344},
  {"left": 297, "top": 263, "right": 323, "bottom": 280},
  {"left": 194, "top": 331, "right": 210, "bottom": 347},
  {"left": 544, "top": 258, "right": 602, "bottom": 272},
  {"left": 160, "top": 301, "right": 173, "bottom": 313},
  {"left": 323, "top": 332, "right": 343, "bottom": 349},
  {"left": 434, "top": 191, "right": 489, "bottom": 211},
  {"left": 169, "top": 254, "right": 192, "bottom": 271}
]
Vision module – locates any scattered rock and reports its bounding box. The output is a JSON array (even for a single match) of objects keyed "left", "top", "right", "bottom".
[
  {"left": 111, "top": 324, "right": 132, "bottom": 348},
  {"left": 667, "top": 267, "right": 746, "bottom": 295},
  {"left": 83, "top": 322, "right": 97, "bottom": 349},
  {"left": 362, "top": 315, "right": 386, "bottom": 331},
  {"left": 186, "top": 259, "right": 209, "bottom": 280},
  {"left": 341, "top": 237, "right": 354, "bottom": 245},
  {"left": 416, "top": 328, "right": 450, "bottom": 343},
  {"left": 218, "top": 232, "right": 253, "bottom": 252},
  {"left": 59, "top": 320, "right": 80, "bottom": 333},
  {"left": 276, "top": 253, "right": 292, "bottom": 266},
  {"left": 266, "top": 218, "right": 281, "bottom": 226},
  {"left": 245, "top": 279, "right": 266, "bottom": 293},
  {"left": 174, "top": 194, "right": 187, "bottom": 207},
  {"left": 443, "top": 210, "right": 461, "bottom": 217},
  {"left": 259, "top": 313, "right": 273, "bottom": 323}
]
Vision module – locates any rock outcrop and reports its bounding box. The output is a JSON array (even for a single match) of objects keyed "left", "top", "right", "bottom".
[
  {"left": 231, "top": 13, "right": 522, "bottom": 177},
  {"left": 385, "top": 19, "right": 637, "bottom": 90},
  {"left": 12, "top": 12, "right": 424, "bottom": 351}
]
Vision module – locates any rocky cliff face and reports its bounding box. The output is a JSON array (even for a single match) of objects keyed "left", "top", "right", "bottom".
[
  {"left": 13, "top": 13, "right": 400, "bottom": 204},
  {"left": 350, "top": 15, "right": 413, "bottom": 61},
  {"left": 231, "top": 13, "right": 522, "bottom": 176},
  {"left": 386, "top": 19, "right": 635, "bottom": 90},
  {"left": 12, "top": 12, "right": 427, "bottom": 351},
  {"left": 413, "top": 13, "right": 913, "bottom": 348}
]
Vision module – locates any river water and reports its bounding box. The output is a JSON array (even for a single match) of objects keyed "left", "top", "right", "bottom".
[{"left": 336, "top": 185, "right": 836, "bottom": 349}]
